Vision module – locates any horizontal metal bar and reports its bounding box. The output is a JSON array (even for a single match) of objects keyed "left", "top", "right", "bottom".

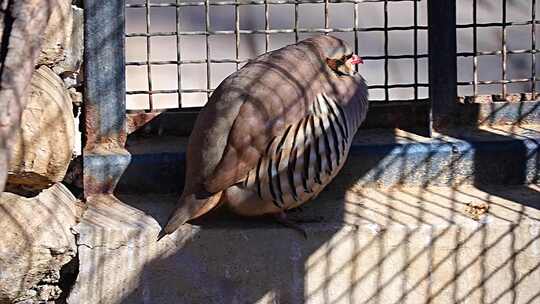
[
  {"left": 125, "top": 53, "right": 428, "bottom": 66},
  {"left": 126, "top": 83, "right": 429, "bottom": 95},
  {"left": 126, "top": 0, "right": 420, "bottom": 8},
  {"left": 458, "top": 93, "right": 540, "bottom": 103},
  {"left": 458, "top": 49, "right": 539, "bottom": 57},
  {"left": 126, "top": 101, "right": 428, "bottom": 112},
  {"left": 369, "top": 83, "right": 429, "bottom": 89},
  {"left": 126, "top": 59, "right": 245, "bottom": 65},
  {"left": 127, "top": 89, "right": 203, "bottom": 94},
  {"left": 125, "top": 25, "right": 428, "bottom": 37},
  {"left": 127, "top": 99, "right": 428, "bottom": 115},
  {"left": 458, "top": 78, "right": 540, "bottom": 86},
  {"left": 457, "top": 20, "right": 540, "bottom": 29}
]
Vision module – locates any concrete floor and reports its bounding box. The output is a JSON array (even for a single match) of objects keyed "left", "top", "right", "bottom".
[{"left": 68, "top": 183, "right": 540, "bottom": 304}]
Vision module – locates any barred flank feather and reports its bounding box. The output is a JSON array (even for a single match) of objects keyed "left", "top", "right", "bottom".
[{"left": 243, "top": 92, "right": 366, "bottom": 211}]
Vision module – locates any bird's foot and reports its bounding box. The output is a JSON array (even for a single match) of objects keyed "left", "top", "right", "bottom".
[
  {"left": 275, "top": 212, "right": 308, "bottom": 239},
  {"left": 285, "top": 206, "right": 326, "bottom": 223},
  {"left": 289, "top": 215, "right": 324, "bottom": 224},
  {"left": 287, "top": 206, "right": 305, "bottom": 213}
]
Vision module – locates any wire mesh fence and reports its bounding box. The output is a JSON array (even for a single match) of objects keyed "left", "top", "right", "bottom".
[
  {"left": 125, "top": 0, "right": 429, "bottom": 111},
  {"left": 124, "top": 0, "right": 540, "bottom": 113},
  {"left": 456, "top": 0, "right": 539, "bottom": 102}
]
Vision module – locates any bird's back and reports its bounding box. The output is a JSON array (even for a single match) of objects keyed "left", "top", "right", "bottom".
[{"left": 184, "top": 39, "right": 331, "bottom": 194}]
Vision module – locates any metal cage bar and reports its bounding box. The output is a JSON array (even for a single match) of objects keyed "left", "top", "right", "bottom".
[
  {"left": 205, "top": 0, "right": 211, "bottom": 99},
  {"left": 472, "top": 0, "right": 477, "bottom": 97},
  {"left": 324, "top": 0, "right": 329, "bottom": 30},
  {"left": 413, "top": 0, "right": 418, "bottom": 101},
  {"left": 428, "top": 0, "right": 458, "bottom": 130},
  {"left": 265, "top": 0, "right": 270, "bottom": 52},
  {"left": 383, "top": 0, "right": 389, "bottom": 102},
  {"left": 145, "top": 0, "right": 153, "bottom": 110},
  {"left": 84, "top": 0, "right": 131, "bottom": 197},
  {"left": 235, "top": 1, "right": 240, "bottom": 71},
  {"left": 125, "top": 25, "right": 429, "bottom": 37},
  {"left": 501, "top": 0, "right": 507, "bottom": 97},
  {"left": 353, "top": 0, "right": 358, "bottom": 71},
  {"left": 176, "top": 0, "right": 182, "bottom": 107},
  {"left": 532, "top": 0, "right": 537, "bottom": 97},
  {"left": 294, "top": 1, "right": 299, "bottom": 42},
  {"left": 126, "top": 0, "right": 418, "bottom": 7}
]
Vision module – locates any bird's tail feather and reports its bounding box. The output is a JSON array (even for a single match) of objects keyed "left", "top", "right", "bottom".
[{"left": 159, "top": 190, "right": 223, "bottom": 239}]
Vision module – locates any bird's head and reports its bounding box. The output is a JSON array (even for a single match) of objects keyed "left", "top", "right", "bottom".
[{"left": 310, "top": 35, "right": 364, "bottom": 76}]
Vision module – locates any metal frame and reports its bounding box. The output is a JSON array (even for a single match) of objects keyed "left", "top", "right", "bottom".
[
  {"left": 83, "top": 0, "right": 131, "bottom": 197},
  {"left": 428, "top": 0, "right": 458, "bottom": 130}
]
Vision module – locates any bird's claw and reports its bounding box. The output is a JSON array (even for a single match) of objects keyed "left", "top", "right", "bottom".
[{"left": 275, "top": 212, "right": 308, "bottom": 239}]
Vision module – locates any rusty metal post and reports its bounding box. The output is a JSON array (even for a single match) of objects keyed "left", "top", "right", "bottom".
[
  {"left": 428, "top": 0, "right": 458, "bottom": 132},
  {"left": 83, "top": 0, "right": 131, "bottom": 197}
]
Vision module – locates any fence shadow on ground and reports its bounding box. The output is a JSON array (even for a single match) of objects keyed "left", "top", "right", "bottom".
[{"left": 114, "top": 112, "right": 539, "bottom": 304}]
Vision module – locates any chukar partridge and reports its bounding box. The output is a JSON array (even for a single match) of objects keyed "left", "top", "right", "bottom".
[{"left": 161, "top": 35, "right": 368, "bottom": 238}]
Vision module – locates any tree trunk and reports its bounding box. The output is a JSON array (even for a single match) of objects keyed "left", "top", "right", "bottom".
[{"left": 0, "top": 0, "right": 53, "bottom": 192}]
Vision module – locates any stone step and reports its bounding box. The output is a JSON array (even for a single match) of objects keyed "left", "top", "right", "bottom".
[
  {"left": 118, "top": 125, "right": 540, "bottom": 193},
  {"left": 68, "top": 184, "right": 540, "bottom": 304}
]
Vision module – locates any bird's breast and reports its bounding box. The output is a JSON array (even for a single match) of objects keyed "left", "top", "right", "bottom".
[{"left": 224, "top": 91, "right": 365, "bottom": 216}]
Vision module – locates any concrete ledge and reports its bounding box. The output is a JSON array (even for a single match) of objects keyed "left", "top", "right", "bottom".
[
  {"left": 68, "top": 185, "right": 540, "bottom": 304},
  {"left": 119, "top": 125, "right": 539, "bottom": 193}
]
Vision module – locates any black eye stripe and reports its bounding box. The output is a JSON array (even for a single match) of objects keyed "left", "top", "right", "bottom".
[{"left": 339, "top": 55, "right": 353, "bottom": 63}]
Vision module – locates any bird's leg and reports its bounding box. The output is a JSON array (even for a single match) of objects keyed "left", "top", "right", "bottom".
[
  {"left": 283, "top": 206, "right": 325, "bottom": 223},
  {"left": 274, "top": 211, "right": 308, "bottom": 239},
  {"left": 288, "top": 206, "right": 304, "bottom": 213}
]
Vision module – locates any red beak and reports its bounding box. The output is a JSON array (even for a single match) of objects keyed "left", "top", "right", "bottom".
[{"left": 350, "top": 54, "right": 363, "bottom": 65}]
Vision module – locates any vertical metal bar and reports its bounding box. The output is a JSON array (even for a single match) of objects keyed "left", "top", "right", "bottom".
[
  {"left": 265, "top": 0, "right": 270, "bottom": 52},
  {"left": 428, "top": 0, "right": 458, "bottom": 131},
  {"left": 324, "top": 0, "right": 329, "bottom": 31},
  {"left": 294, "top": 1, "right": 299, "bottom": 43},
  {"left": 532, "top": 0, "right": 537, "bottom": 98},
  {"left": 473, "top": 0, "right": 478, "bottom": 97},
  {"left": 294, "top": 0, "right": 299, "bottom": 42},
  {"left": 205, "top": 0, "right": 211, "bottom": 98},
  {"left": 413, "top": 0, "right": 418, "bottom": 101},
  {"left": 83, "top": 0, "right": 131, "bottom": 197},
  {"left": 354, "top": 1, "right": 358, "bottom": 72},
  {"left": 502, "top": 0, "right": 507, "bottom": 97},
  {"left": 176, "top": 0, "right": 182, "bottom": 107},
  {"left": 235, "top": 0, "right": 240, "bottom": 71},
  {"left": 145, "top": 0, "right": 153, "bottom": 110},
  {"left": 384, "top": 0, "right": 389, "bottom": 102}
]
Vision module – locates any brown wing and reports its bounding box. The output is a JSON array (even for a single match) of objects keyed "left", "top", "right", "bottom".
[{"left": 202, "top": 48, "right": 326, "bottom": 193}]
